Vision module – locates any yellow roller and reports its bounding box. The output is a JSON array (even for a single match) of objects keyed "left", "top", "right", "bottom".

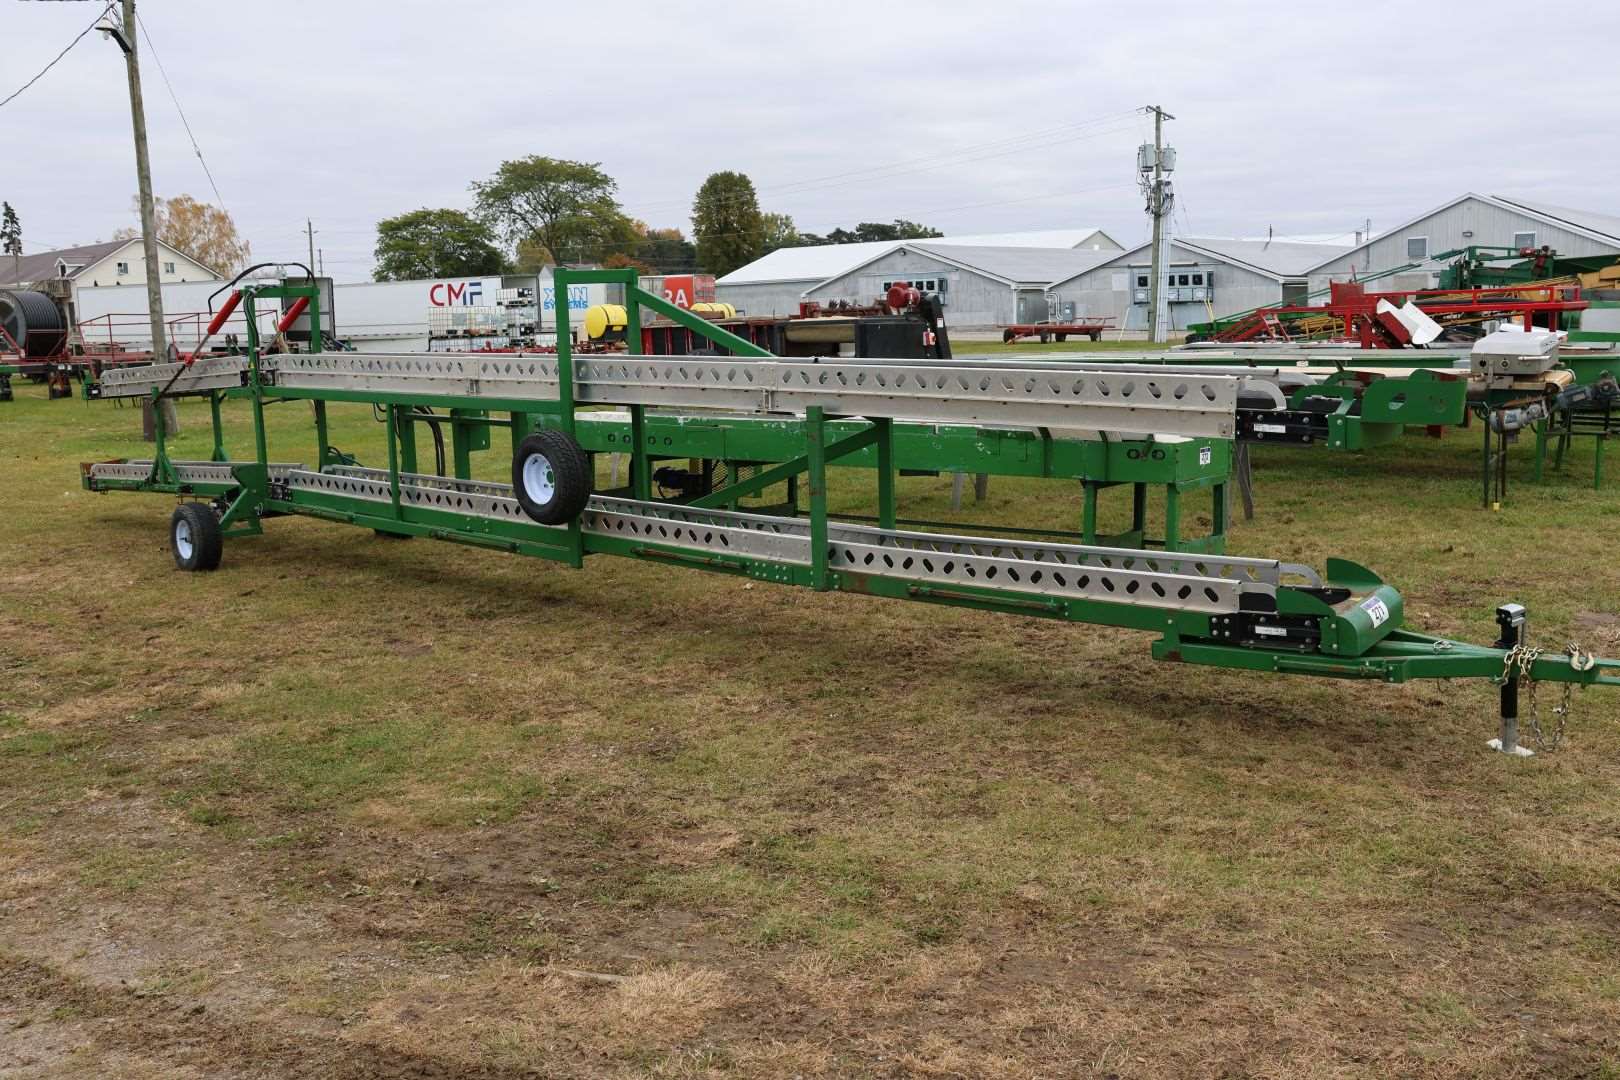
[
  {"left": 689, "top": 302, "right": 736, "bottom": 320},
  {"left": 584, "top": 303, "right": 628, "bottom": 341}
]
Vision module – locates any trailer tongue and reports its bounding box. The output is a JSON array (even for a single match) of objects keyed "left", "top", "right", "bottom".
[{"left": 79, "top": 270, "right": 1620, "bottom": 754}]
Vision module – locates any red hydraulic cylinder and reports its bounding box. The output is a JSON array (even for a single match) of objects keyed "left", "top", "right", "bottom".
[{"left": 275, "top": 296, "right": 310, "bottom": 334}]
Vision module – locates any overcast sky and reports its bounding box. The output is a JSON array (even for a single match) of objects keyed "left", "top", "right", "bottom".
[{"left": 5, "top": 0, "right": 1617, "bottom": 279}]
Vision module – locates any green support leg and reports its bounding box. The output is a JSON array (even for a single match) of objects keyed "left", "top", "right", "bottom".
[
  {"left": 1164, "top": 486, "right": 1181, "bottom": 550},
  {"left": 210, "top": 392, "right": 228, "bottom": 462},
  {"left": 512, "top": 412, "right": 534, "bottom": 450},
  {"left": 384, "top": 406, "right": 402, "bottom": 518},
  {"left": 449, "top": 412, "right": 475, "bottom": 480},
  {"left": 876, "top": 417, "right": 896, "bottom": 530},
  {"left": 807, "top": 406, "right": 829, "bottom": 591},
  {"left": 1081, "top": 482, "right": 1099, "bottom": 544},
  {"left": 394, "top": 407, "right": 419, "bottom": 475},
  {"left": 629, "top": 404, "right": 651, "bottom": 500}
]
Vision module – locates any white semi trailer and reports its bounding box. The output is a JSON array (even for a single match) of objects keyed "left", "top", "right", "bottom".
[{"left": 73, "top": 271, "right": 609, "bottom": 354}]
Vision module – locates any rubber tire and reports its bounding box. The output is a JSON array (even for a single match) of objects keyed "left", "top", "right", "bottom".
[
  {"left": 512, "top": 429, "right": 592, "bottom": 525},
  {"left": 170, "top": 502, "right": 223, "bottom": 572}
]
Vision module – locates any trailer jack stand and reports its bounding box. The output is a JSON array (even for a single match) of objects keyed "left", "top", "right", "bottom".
[{"left": 1487, "top": 602, "right": 1535, "bottom": 757}]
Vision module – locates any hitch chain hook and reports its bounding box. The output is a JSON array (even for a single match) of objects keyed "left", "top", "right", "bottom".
[{"left": 1500, "top": 641, "right": 1593, "bottom": 752}]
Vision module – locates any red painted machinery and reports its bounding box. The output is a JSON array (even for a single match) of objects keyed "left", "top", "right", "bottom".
[{"left": 1201, "top": 281, "right": 1588, "bottom": 348}]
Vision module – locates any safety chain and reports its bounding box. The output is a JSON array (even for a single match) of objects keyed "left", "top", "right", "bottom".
[{"left": 1498, "top": 641, "right": 1594, "bottom": 752}]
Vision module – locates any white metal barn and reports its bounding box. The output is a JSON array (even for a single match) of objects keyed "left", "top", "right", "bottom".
[
  {"left": 1047, "top": 238, "right": 1350, "bottom": 333},
  {"left": 716, "top": 228, "right": 1121, "bottom": 317},
  {"left": 1304, "top": 194, "right": 1620, "bottom": 292},
  {"left": 804, "top": 243, "right": 1121, "bottom": 328}
]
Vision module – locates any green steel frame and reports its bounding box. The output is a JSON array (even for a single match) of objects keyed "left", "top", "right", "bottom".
[{"left": 78, "top": 270, "right": 1620, "bottom": 727}]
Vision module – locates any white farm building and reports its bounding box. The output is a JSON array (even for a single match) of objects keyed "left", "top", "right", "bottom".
[{"left": 717, "top": 228, "right": 1122, "bottom": 323}]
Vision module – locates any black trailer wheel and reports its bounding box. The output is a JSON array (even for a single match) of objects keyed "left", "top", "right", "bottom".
[
  {"left": 170, "top": 502, "right": 223, "bottom": 571},
  {"left": 1038, "top": 329, "right": 1051, "bottom": 344},
  {"left": 512, "top": 430, "right": 592, "bottom": 524},
  {"left": 1055, "top": 332, "right": 1068, "bottom": 342}
]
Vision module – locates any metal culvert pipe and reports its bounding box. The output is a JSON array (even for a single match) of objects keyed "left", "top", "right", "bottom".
[{"left": 0, "top": 289, "right": 68, "bottom": 357}]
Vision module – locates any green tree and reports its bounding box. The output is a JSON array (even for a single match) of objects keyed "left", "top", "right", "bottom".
[
  {"left": 760, "top": 212, "right": 799, "bottom": 255},
  {"left": 471, "top": 156, "right": 630, "bottom": 267},
  {"left": 1, "top": 202, "right": 20, "bottom": 279},
  {"left": 799, "top": 219, "right": 943, "bottom": 246},
  {"left": 691, "top": 171, "right": 765, "bottom": 276},
  {"left": 373, "top": 208, "right": 507, "bottom": 281}
]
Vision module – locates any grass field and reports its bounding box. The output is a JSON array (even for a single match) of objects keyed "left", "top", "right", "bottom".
[{"left": 3, "top": 361, "right": 1620, "bottom": 1078}]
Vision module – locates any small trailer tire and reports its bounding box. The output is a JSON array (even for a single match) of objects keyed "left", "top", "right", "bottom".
[
  {"left": 512, "top": 430, "right": 592, "bottom": 524},
  {"left": 171, "top": 502, "right": 223, "bottom": 571}
]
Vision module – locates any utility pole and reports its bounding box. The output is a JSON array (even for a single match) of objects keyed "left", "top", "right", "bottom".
[
  {"left": 102, "top": 0, "right": 175, "bottom": 437},
  {"left": 1139, "top": 105, "right": 1175, "bottom": 343},
  {"left": 317, "top": 248, "right": 324, "bottom": 276},
  {"left": 113, "top": 0, "right": 166, "bottom": 361},
  {"left": 306, "top": 219, "right": 317, "bottom": 274}
]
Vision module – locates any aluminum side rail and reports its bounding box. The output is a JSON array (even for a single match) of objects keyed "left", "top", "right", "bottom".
[
  {"left": 90, "top": 356, "right": 249, "bottom": 398},
  {"left": 87, "top": 459, "right": 304, "bottom": 486},
  {"left": 259, "top": 353, "right": 1239, "bottom": 440},
  {"left": 287, "top": 465, "right": 1292, "bottom": 615}
]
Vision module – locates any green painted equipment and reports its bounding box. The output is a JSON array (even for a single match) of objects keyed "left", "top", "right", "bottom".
[{"left": 79, "top": 271, "right": 1620, "bottom": 749}]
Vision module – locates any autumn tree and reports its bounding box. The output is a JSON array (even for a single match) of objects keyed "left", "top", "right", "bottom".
[
  {"left": 471, "top": 157, "right": 631, "bottom": 267},
  {"left": 114, "top": 194, "right": 251, "bottom": 275},
  {"left": 639, "top": 226, "right": 698, "bottom": 273},
  {"left": 373, "top": 208, "right": 506, "bottom": 281},
  {"left": 691, "top": 171, "right": 765, "bottom": 276},
  {"left": 600, "top": 220, "right": 696, "bottom": 274}
]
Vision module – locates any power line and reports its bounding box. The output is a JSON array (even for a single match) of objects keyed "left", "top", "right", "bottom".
[
  {"left": 134, "top": 10, "right": 227, "bottom": 212},
  {"left": 0, "top": 2, "right": 115, "bottom": 111}
]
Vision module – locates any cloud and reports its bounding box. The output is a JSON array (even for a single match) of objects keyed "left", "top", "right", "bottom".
[{"left": 5, "top": 0, "right": 1616, "bottom": 276}]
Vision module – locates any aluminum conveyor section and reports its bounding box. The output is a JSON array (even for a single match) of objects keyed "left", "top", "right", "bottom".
[
  {"left": 85, "top": 353, "right": 1351, "bottom": 436},
  {"left": 238, "top": 353, "right": 1242, "bottom": 440},
  {"left": 87, "top": 458, "right": 304, "bottom": 485},
  {"left": 276, "top": 464, "right": 1320, "bottom": 616}
]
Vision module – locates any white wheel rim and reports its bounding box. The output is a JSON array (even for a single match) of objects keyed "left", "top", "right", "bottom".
[
  {"left": 522, "top": 453, "right": 556, "bottom": 504},
  {"left": 175, "top": 518, "right": 195, "bottom": 559}
]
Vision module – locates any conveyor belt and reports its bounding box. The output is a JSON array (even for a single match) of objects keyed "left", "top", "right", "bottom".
[{"left": 282, "top": 465, "right": 1319, "bottom": 616}]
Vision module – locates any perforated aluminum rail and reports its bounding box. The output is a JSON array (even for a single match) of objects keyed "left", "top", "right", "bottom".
[
  {"left": 256, "top": 353, "right": 1240, "bottom": 440},
  {"left": 88, "top": 459, "right": 304, "bottom": 484},
  {"left": 283, "top": 466, "right": 1300, "bottom": 615},
  {"left": 93, "top": 357, "right": 248, "bottom": 398}
]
